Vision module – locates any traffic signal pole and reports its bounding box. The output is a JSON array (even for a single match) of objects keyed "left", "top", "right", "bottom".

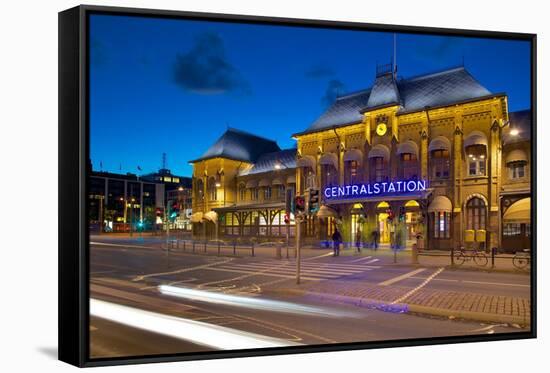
[{"left": 296, "top": 215, "right": 301, "bottom": 284}]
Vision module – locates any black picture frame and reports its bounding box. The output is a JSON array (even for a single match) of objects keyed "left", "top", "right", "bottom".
[{"left": 58, "top": 4, "right": 537, "bottom": 367}]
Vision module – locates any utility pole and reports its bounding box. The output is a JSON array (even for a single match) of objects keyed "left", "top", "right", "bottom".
[
  {"left": 129, "top": 184, "right": 134, "bottom": 237},
  {"left": 296, "top": 213, "right": 301, "bottom": 284},
  {"left": 165, "top": 199, "right": 170, "bottom": 250}
]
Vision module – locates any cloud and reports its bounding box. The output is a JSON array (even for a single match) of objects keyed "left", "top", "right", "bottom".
[
  {"left": 414, "top": 37, "right": 465, "bottom": 61},
  {"left": 173, "top": 32, "right": 250, "bottom": 95},
  {"left": 321, "top": 79, "right": 346, "bottom": 107},
  {"left": 305, "top": 65, "right": 335, "bottom": 79}
]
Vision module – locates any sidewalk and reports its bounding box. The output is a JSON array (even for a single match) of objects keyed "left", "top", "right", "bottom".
[{"left": 270, "top": 279, "right": 531, "bottom": 327}]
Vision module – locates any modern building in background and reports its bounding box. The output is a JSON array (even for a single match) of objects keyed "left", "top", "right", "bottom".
[
  {"left": 140, "top": 167, "right": 193, "bottom": 230},
  {"left": 89, "top": 166, "right": 192, "bottom": 232},
  {"left": 190, "top": 65, "right": 531, "bottom": 252},
  {"left": 89, "top": 171, "right": 165, "bottom": 232}
]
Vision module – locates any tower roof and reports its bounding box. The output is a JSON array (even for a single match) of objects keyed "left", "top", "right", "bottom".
[
  {"left": 295, "top": 66, "right": 496, "bottom": 136},
  {"left": 189, "top": 127, "right": 281, "bottom": 164}
]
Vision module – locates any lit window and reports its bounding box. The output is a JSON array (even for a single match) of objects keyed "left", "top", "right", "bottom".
[
  {"left": 432, "top": 211, "right": 451, "bottom": 239},
  {"left": 466, "top": 145, "right": 486, "bottom": 176},
  {"left": 371, "top": 157, "right": 387, "bottom": 182},
  {"left": 400, "top": 153, "right": 418, "bottom": 180},
  {"left": 466, "top": 197, "right": 486, "bottom": 230},
  {"left": 508, "top": 162, "right": 526, "bottom": 179},
  {"left": 431, "top": 149, "right": 450, "bottom": 179}
]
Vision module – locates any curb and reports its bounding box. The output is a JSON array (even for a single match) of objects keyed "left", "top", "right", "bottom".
[{"left": 270, "top": 288, "right": 530, "bottom": 327}]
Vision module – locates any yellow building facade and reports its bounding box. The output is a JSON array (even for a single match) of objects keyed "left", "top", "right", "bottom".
[{"left": 190, "top": 66, "right": 531, "bottom": 252}]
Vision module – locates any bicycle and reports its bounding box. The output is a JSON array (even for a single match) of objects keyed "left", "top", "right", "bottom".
[
  {"left": 453, "top": 246, "right": 488, "bottom": 267},
  {"left": 512, "top": 249, "right": 531, "bottom": 270}
]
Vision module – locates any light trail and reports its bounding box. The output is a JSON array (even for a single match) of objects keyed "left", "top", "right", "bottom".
[
  {"left": 159, "top": 285, "right": 359, "bottom": 318},
  {"left": 90, "top": 298, "right": 300, "bottom": 350}
]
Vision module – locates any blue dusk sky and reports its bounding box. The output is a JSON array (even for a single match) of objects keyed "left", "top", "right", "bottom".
[{"left": 89, "top": 14, "right": 531, "bottom": 177}]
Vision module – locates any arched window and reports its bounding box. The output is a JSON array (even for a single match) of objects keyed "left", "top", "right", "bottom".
[
  {"left": 428, "top": 196, "right": 452, "bottom": 239},
  {"left": 238, "top": 183, "right": 246, "bottom": 202},
  {"left": 296, "top": 155, "right": 316, "bottom": 190},
  {"left": 344, "top": 149, "right": 362, "bottom": 184},
  {"left": 432, "top": 149, "right": 450, "bottom": 179},
  {"left": 466, "top": 197, "right": 486, "bottom": 230},
  {"left": 464, "top": 131, "right": 488, "bottom": 177},
  {"left": 263, "top": 186, "right": 272, "bottom": 200},
  {"left": 506, "top": 150, "right": 528, "bottom": 180},
  {"left": 369, "top": 145, "right": 389, "bottom": 182},
  {"left": 400, "top": 153, "right": 418, "bottom": 180},
  {"left": 319, "top": 153, "right": 338, "bottom": 188},
  {"left": 397, "top": 141, "right": 419, "bottom": 180},
  {"left": 250, "top": 187, "right": 259, "bottom": 201},
  {"left": 207, "top": 177, "right": 217, "bottom": 201},
  {"left": 195, "top": 178, "right": 204, "bottom": 202},
  {"left": 344, "top": 160, "right": 359, "bottom": 184},
  {"left": 429, "top": 136, "right": 451, "bottom": 179},
  {"left": 371, "top": 157, "right": 387, "bottom": 182}
]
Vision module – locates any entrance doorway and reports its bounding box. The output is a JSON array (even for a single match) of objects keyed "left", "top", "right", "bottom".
[
  {"left": 351, "top": 203, "right": 363, "bottom": 247},
  {"left": 404, "top": 200, "right": 421, "bottom": 246},
  {"left": 376, "top": 201, "right": 391, "bottom": 244}
]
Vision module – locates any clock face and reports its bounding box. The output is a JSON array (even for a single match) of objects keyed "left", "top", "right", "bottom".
[{"left": 376, "top": 123, "right": 387, "bottom": 136}]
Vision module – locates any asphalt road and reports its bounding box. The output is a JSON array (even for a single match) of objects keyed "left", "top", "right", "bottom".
[{"left": 89, "top": 236, "right": 530, "bottom": 358}]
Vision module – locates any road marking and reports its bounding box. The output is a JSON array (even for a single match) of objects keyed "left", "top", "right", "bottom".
[
  {"left": 307, "top": 252, "right": 335, "bottom": 260},
  {"left": 392, "top": 267, "right": 445, "bottom": 304},
  {"left": 202, "top": 267, "right": 324, "bottom": 281},
  {"left": 378, "top": 268, "right": 427, "bottom": 286},
  {"left": 227, "top": 262, "right": 369, "bottom": 276},
  {"left": 350, "top": 256, "right": 372, "bottom": 263},
  {"left": 91, "top": 242, "right": 160, "bottom": 250},
  {"left": 362, "top": 259, "right": 380, "bottom": 265},
  {"left": 463, "top": 280, "right": 530, "bottom": 288},
  {"left": 409, "top": 276, "right": 530, "bottom": 288},
  {"left": 132, "top": 258, "right": 233, "bottom": 282},
  {"left": 260, "top": 259, "right": 381, "bottom": 270}
]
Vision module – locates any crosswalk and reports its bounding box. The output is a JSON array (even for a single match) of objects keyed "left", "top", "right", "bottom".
[{"left": 205, "top": 258, "right": 381, "bottom": 281}]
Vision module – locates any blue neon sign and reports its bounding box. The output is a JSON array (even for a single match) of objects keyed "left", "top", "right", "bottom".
[{"left": 323, "top": 180, "right": 427, "bottom": 200}]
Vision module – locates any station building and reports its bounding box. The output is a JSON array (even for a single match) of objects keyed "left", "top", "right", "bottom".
[
  {"left": 190, "top": 65, "right": 532, "bottom": 252},
  {"left": 189, "top": 128, "right": 297, "bottom": 241}
]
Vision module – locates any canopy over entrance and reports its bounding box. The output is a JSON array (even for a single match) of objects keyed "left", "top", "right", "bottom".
[{"left": 503, "top": 198, "right": 531, "bottom": 223}]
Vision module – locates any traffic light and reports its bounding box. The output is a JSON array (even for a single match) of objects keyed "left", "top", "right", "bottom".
[
  {"left": 399, "top": 206, "right": 406, "bottom": 222},
  {"left": 308, "top": 189, "right": 319, "bottom": 213},
  {"left": 168, "top": 201, "right": 180, "bottom": 221},
  {"left": 295, "top": 195, "right": 305, "bottom": 213},
  {"left": 283, "top": 212, "right": 290, "bottom": 224}
]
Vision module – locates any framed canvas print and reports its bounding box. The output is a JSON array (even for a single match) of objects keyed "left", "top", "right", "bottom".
[{"left": 58, "top": 4, "right": 536, "bottom": 367}]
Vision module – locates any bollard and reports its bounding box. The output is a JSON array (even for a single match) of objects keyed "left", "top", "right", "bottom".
[
  {"left": 204, "top": 240, "right": 207, "bottom": 253},
  {"left": 451, "top": 246, "right": 455, "bottom": 266},
  {"left": 218, "top": 241, "right": 221, "bottom": 256},
  {"left": 491, "top": 247, "right": 497, "bottom": 268},
  {"left": 233, "top": 241, "right": 236, "bottom": 256},
  {"left": 183, "top": 240, "right": 186, "bottom": 251},
  {"left": 393, "top": 248, "right": 397, "bottom": 263},
  {"left": 411, "top": 243, "right": 419, "bottom": 264},
  {"left": 251, "top": 243, "right": 255, "bottom": 257}
]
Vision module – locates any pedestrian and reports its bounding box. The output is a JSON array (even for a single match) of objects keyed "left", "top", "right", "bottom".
[
  {"left": 355, "top": 229, "right": 361, "bottom": 253},
  {"left": 372, "top": 230, "right": 379, "bottom": 250},
  {"left": 332, "top": 228, "right": 342, "bottom": 257}
]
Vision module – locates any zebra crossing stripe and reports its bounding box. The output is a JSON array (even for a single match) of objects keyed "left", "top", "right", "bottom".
[
  {"left": 227, "top": 262, "right": 369, "bottom": 276},
  {"left": 259, "top": 260, "right": 381, "bottom": 270},
  {"left": 203, "top": 267, "right": 326, "bottom": 281}
]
